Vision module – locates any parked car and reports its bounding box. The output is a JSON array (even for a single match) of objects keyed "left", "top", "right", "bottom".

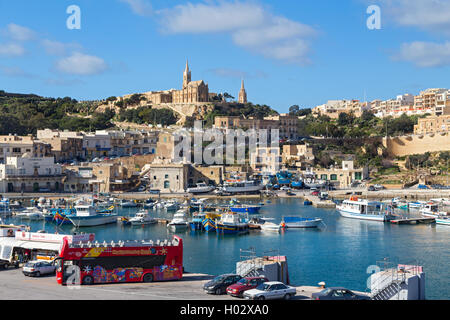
[
  {"left": 243, "top": 281, "right": 296, "bottom": 300},
  {"left": 22, "top": 260, "right": 56, "bottom": 277},
  {"left": 203, "top": 274, "right": 242, "bottom": 295},
  {"left": 148, "top": 189, "right": 160, "bottom": 195},
  {"left": 280, "top": 186, "right": 291, "bottom": 191},
  {"left": 138, "top": 186, "right": 146, "bottom": 192},
  {"left": 373, "top": 184, "right": 385, "bottom": 191},
  {"left": 367, "top": 185, "right": 376, "bottom": 191},
  {"left": 311, "top": 191, "right": 319, "bottom": 196},
  {"left": 311, "top": 287, "right": 371, "bottom": 300},
  {"left": 226, "top": 276, "right": 269, "bottom": 298}
]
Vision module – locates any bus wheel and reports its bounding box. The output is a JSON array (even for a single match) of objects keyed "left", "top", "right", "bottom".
[
  {"left": 143, "top": 273, "right": 154, "bottom": 283},
  {"left": 82, "top": 276, "right": 94, "bottom": 285}
]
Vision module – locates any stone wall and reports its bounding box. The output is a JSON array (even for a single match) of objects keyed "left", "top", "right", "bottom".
[{"left": 383, "top": 133, "right": 450, "bottom": 157}]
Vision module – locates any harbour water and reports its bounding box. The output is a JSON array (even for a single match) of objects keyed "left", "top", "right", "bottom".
[{"left": 3, "top": 198, "right": 449, "bottom": 300}]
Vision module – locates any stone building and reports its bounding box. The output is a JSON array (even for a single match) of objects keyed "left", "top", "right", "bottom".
[
  {"left": 0, "top": 135, "right": 52, "bottom": 164},
  {"left": 414, "top": 115, "right": 450, "bottom": 135},
  {"left": 310, "top": 161, "right": 368, "bottom": 189},
  {"left": 282, "top": 144, "right": 314, "bottom": 167},
  {"left": 0, "top": 154, "right": 63, "bottom": 193}
]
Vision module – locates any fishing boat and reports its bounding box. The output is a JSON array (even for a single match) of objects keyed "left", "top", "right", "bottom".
[
  {"left": 229, "top": 204, "right": 261, "bottom": 214},
  {"left": 129, "top": 210, "right": 157, "bottom": 226},
  {"left": 215, "top": 213, "right": 249, "bottom": 235},
  {"left": 167, "top": 210, "right": 189, "bottom": 231},
  {"left": 430, "top": 198, "right": 450, "bottom": 206},
  {"left": 189, "top": 213, "right": 207, "bottom": 231},
  {"left": 391, "top": 198, "right": 409, "bottom": 210},
  {"left": 187, "top": 182, "right": 215, "bottom": 194},
  {"left": 202, "top": 213, "right": 221, "bottom": 232},
  {"left": 143, "top": 199, "right": 155, "bottom": 209},
  {"left": 291, "top": 180, "right": 304, "bottom": 189},
  {"left": 221, "top": 180, "right": 263, "bottom": 194},
  {"left": 420, "top": 203, "right": 448, "bottom": 218},
  {"left": 336, "top": 196, "right": 395, "bottom": 222},
  {"left": 67, "top": 204, "right": 118, "bottom": 227},
  {"left": 282, "top": 216, "right": 322, "bottom": 228}
]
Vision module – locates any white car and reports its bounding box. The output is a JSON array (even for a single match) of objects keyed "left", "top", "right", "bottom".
[
  {"left": 22, "top": 260, "right": 56, "bottom": 277},
  {"left": 280, "top": 186, "right": 291, "bottom": 191},
  {"left": 243, "top": 281, "right": 296, "bottom": 300}
]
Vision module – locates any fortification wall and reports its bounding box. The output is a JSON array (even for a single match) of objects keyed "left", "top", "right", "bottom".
[{"left": 383, "top": 133, "right": 450, "bottom": 157}]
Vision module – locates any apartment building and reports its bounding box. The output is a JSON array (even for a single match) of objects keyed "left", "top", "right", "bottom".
[
  {"left": 0, "top": 135, "right": 52, "bottom": 164},
  {"left": 414, "top": 115, "right": 450, "bottom": 135},
  {"left": 0, "top": 154, "right": 63, "bottom": 193},
  {"left": 249, "top": 147, "right": 281, "bottom": 175}
]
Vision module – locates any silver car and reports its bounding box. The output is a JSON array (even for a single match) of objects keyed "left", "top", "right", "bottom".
[
  {"left": 243, "top": 281, "right": 296, "bottom": 300},
  {"left": 22, "top": 260, "right": 56, "bottom": 277}
]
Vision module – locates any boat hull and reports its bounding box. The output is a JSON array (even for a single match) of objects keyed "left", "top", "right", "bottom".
[
  {"left": 230, "top": 206, "right": 261, "bottom": 214},
  {"left": 215, "top": 223, "right": 249, "bottom": 234},
  {"left": 69, "top": 215, "right": 118, "bottom": 227},
  {"left": 202, "top": 218, "right": 216, "bottom": 232},
  {"left": 338, "top": 209, "right": 390, "bottom": 222},
  {"left": 436, "top": 218, "right": 450, "bottom": 226}
]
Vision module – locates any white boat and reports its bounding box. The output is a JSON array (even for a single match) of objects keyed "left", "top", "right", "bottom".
[
  {"left": 420, "top": 203, "right": 448, "bottom": 218},
  {"left": 408, "top": 201, "right": 427, "bottom": 209},
  {"left": 260, "top": 222, "right": 282, "bottom": 232},
  {"left": 221, "top": 180, "right": 263, "bottom": 194},
  {"left": 215, "top": 213, "right": 249, "bottom": 234},
  {"left": 187, "top": 182, "right": 215, "bottom": 194},
  {"left": 119, "top": 199, "right": 138, "bottom": 208},
  {"left": 15, "top": 207, "right": 44, "bottom": 220},
  {"left": 129, "top": 210, "right": 157, "bottom": 225},
  {"left": 430, "top": 198, "right": 450, "bottom": 206},
  {"left": 68, "top": 204, "right": 118, "bottom": 227},
  {"left": 167, "top": 210, "right": 189, "bottom": 231},
  {"left": 436, "top": 216, "right": 450, "bottom": 226},
  {"left": 282, "top": 216, "right": 323, "bottom": 228},
  {"left": 164, "top": 200, "right": 179, "bottom": 211},
  {"left": 336, "top": 196, "right": 395, "bottom": 222}
]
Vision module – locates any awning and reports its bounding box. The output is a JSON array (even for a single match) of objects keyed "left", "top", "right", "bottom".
[{"left": 0, "top": 237, "right": 61, "bottom": 252}]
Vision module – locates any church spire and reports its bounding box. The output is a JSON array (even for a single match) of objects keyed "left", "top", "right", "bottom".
[
  {"left": 238, "top": 79, "right": 247, "bottom": 104},
  {"left": 183, "top": 59, "right": 191, "bottom": 89}
]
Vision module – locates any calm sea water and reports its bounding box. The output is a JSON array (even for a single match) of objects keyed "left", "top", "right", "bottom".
[{"left": 3, "top": 198, "right": 449, "bottom": 300}]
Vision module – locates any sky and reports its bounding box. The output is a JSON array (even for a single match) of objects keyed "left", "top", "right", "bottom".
[{"left": 0, "top": 0, "right": 449, "bottom": 113}]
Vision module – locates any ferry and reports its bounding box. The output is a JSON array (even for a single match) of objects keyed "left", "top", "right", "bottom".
[
  {"left": 215, "top": 213, "right": 249, "bottom": 235},
  {"left": 282, "top": 216, "right": 323, "bottom": 228},
  {"left": 336, "top": 196, "right": 395, "bottom": 222},
  {"left": 419, "top": 203, "right": 448, "bottom": 218},
  {"left": 187, "top": 182, "right": 215, "bottom": 194},
  {"left": 221, "top": 180, "right": 263, "bottom": 194},
  {"left": 67, "top": 204, "right": 118, "bottom": 227}
]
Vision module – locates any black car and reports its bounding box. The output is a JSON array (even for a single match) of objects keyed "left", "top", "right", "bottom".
[
  {"left": 312, "top": 287, "right": 371, "bottom": 300},
  {"left": 203, "top": 274, "right": 242, "bottom": 295}
]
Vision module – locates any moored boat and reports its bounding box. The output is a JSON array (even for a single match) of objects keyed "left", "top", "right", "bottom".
[
  {"left": 221, "top": 180, "right": 263, "bottom": 194},
  {"left": 282, "top": 216, "right": 322, "bottom": 228},
  {"left": 215, "top": 212, "right": 249, "bottom": 235},
  {"left": 420, "top": 203, "right": 448, "bottom": 218},
  {"left": 187, "top": 182, "right": 215, "bottom": 194},
  {"left": 260, "top": 222, "right": 283, "bottom": 232},
  {"left": 336, "top": 196, "right": 395, "bottom": 222},
  {"left": 129, "top": 210, "right": 157, "bottom": 225},
  {"left": 436, "top": 216, "right": 450, "bottom": 226},
  {"left": 67, "top": 204, "right": 118, "bottom": 227},
  {"left": 167, "top": 210, "right": 189, "bottom": 231}
]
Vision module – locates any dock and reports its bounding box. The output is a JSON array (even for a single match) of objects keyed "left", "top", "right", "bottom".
[{"left": 390, "top": 217, "right": 436, "bottom": 225}]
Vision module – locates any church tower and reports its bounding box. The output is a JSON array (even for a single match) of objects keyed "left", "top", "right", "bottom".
[
  {"left": 183, "top": 59, "right": 191, "bottom": 89},
  {"left": 238, "top": 79, "right": 247, "bottom": 104}
]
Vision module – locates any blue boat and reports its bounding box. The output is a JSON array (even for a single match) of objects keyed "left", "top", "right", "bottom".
[
  {"left": 291, "top": 180, "right": 304, "bottom": 189},
  {"left": 230, "top": 205, "right": 261, "bottom": 214},
  {"left": 202, "top": 218, "right": 217, "bottom": 232},
  {"left": 46, "top": 208, "right": 76, "bottom": 225},
  {"left": 190, "top": 213, "right": 206, "bottom": 231}
]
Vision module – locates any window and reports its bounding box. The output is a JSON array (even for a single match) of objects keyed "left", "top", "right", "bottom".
[
  {"left": 164, "top": 181, "right": 170, "bottom": 189},
  {"left": 165, "top": 174, "right": 169, "bottom": 179}
]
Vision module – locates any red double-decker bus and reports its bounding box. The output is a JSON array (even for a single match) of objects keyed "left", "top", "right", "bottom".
[{"left": 55, "top": 236, "right": 183, "bottom": 285}]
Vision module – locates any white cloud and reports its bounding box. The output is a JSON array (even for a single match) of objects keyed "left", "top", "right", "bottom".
[
  {"left": 55, "top": 52, "right": 108, "bottom": 75},
  {"left": 6, "top": 23, "right": 36, "bottom": 41},
  {"left": 394, "top": 41, "right": 450, "bottom": 67},
  {"left": 157, "top": 1, "right": 317, "bottom": 65},
  {"left": 41, "top": 39, "right": 82, "bottom": 56},
  {"left": 0, "top": 43, "right": 25, "bottom": 56},
  {"left": 119, "top": 0, "right": 153, "bottom": 16},
  {"left": 379, "top": 0, "right": 450, "bottom": 34}
]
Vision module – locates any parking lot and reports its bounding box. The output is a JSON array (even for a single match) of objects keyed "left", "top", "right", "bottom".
[{"left": 0, "top": 268, "right": 319, "bottom": 300}]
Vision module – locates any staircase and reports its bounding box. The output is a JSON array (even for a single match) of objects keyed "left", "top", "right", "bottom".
[{"left": 371, "top": 280, "right": 402, "bottom": 300}]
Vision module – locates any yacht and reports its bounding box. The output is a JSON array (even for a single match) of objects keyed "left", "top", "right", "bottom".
[
  {"left": 129, "top": 210, "right": 157, "bottom": 225},
  {"left": 221, "top": 180, "right": 263, "bottom": 194},
  {"left": 187, "top": 182, "right": 215, "bottom": 194},
  {"left": 336, "top": 196, "right": 395, "bottom": 222},
  {"left": 67, "top": 204, "right": 118, "bottom": 227},
  {"left": 167, "top": 210, "right": 189, "bottom": 231},
  {"left": 15, "top": 207, "right": 44, "bottom": 221},
  {"left": 282, "top": 216, "right": 323, "bottom": 228},
  {"left": 164, "top": 200, "right": 180, "bottom": 212},
  {"left": 119, "top": 199, "right": 138, "bottom": 208},
  {"left": 420, "top": 203, "right": 448, "bottom": 218}
]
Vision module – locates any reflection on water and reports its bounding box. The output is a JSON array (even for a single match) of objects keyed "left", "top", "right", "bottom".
[{"left": 2, "top": 198, "right": 449, "bottom": 299}]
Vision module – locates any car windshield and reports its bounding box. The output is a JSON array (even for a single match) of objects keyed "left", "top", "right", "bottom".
[
  {"left": 321, "top": 288, "right": 333, "bottom": 295},
  {"left": 213, "top": 275, "right": 227, "bottom": 283},
  {"left": 237, "top": 278, "right": 248, "bottom": 285},
  {"left": 256, "top": 283, "right": 271, "bottom": 291}
]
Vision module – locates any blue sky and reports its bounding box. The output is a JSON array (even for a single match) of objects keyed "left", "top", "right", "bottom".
[{"left": 0, "top": 0, "right": 449, "bottom": 113}]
